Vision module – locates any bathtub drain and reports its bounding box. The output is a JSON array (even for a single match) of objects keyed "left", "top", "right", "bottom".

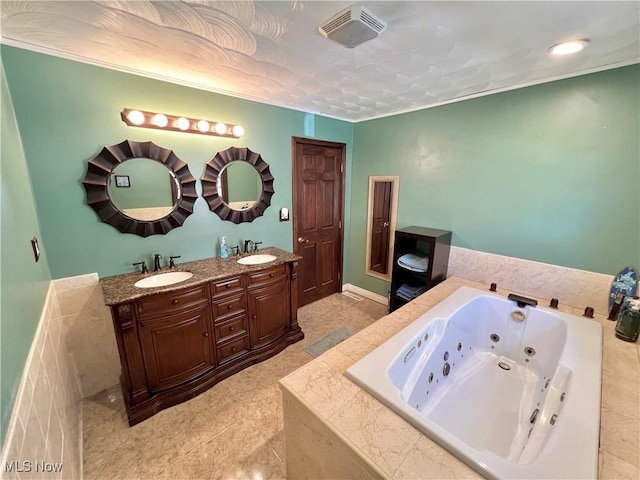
[{"left": 498, "top": 362, "right": 511, "bottom": 371}]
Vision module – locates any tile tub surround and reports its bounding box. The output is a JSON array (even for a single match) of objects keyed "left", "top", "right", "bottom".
[
  {"left": 280, "top": 277, "right": 640, "bottom": 480},
  {"left": 447, "top": 246, "right": 614, "bottom": 317},
  {"left": 99, "top": 247, "right": 300, "bottom": 306},
  {"left": 0, "top": 283, "right": 82, "bottom": 480}
]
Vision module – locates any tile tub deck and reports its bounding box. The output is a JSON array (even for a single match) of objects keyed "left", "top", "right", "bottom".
[{"left": 280, "top": 277, "right": 640, "bottom": 479}]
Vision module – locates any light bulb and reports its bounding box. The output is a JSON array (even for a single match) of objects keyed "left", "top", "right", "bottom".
[
  {"left": 549, "top": 40, "right": 589, "bottom": 56},
  {"left": 215, "top": 122, "right": 228, "bottom": 135},
  {"left": 152, "top": 114, "right": 168, "bottom": 128},
  {"left": 176, "top": 117, "right": 190, "bottom": 130},
  {"left": 127, "top": 110, "right": 145, "bottom": 125},
  {"left": 232, "top": 125, "right": 244, "bottom": 137},
  {"left": 197, "top": 120, "right": 210, "bottom": 133}
]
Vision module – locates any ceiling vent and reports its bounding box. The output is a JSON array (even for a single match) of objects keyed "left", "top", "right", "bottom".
[{"left": 319, "top": 5, "right": 387, "bottom": 48}]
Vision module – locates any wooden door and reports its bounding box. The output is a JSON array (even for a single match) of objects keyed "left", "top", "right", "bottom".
[
  {"left": 369, "top": 181, "right": 392, "bottom": 274},
  {"left": 138, "top": 305, "right": 215, "bottom": 392},
  {"left": 292, "top": 137, "right": 345, "bottom": 306}
]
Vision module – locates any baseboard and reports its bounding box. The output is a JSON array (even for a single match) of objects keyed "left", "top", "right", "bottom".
[{"left": 342, "top": 283, "right": 388, "bottom": 306}]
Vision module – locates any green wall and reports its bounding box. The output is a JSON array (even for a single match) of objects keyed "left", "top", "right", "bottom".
[
  {"left": 349, "top": 65, "right": 640, "bottom": 296},
  {"left": 226, "top": 161, "right": 262, "bottom": 203},
  {"left": 1, "top": 46, "right": 354, "bottom": 278},
  {"left": 0, "top": 61, "right": 52, "bottom": 444},
  {"left": 108, "top": 158, "right": 174, "bottom": 209}
]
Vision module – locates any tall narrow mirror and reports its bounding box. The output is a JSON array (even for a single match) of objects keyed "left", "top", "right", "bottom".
[{"left": 365, "top": 176, "right": 399, "bottom": 281}]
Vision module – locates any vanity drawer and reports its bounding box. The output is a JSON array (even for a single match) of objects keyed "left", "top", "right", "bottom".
[
  {"left": 214, "top": 315, "right": 248, "bottom": 344},
  {"left": 212, "top": 293, "right": 246, "bottom": 321},
  {"left": 217, "top": 335, "right": 250, "bottom": 364},
  {"left": 210, "top": 276, "right": 243, "bottom": 298},
  {"left": 247, "top": 264, "right": 287, "bottom": 286},
  {"left": 136, "top": 284, "right": 208, "bottom": 319}
]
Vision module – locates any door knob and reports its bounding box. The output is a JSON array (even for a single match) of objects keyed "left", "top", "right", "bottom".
[
  {"left": 383, "top": 222, "right": 389, "bottom": 227},
  {"left": 297, "top": 237, "right": 308, "bottom": 244}
]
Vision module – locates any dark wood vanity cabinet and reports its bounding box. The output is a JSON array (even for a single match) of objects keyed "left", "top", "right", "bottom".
[
  {"left": 138, "top": 304, "right": 215, "bottom": 392},
  {"left": 247, "top": 265, "right": 290, "bottom": 348},
  {"left": 109, "top": 261, "right": 303, "bottom": 426}
]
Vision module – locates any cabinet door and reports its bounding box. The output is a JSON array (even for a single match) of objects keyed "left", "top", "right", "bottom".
[
  {"left": 138, "top": 305, "right": 215, "bottom": 392},
  {"left": 247, "top": 277, "right": 290, "bottom": 349}
]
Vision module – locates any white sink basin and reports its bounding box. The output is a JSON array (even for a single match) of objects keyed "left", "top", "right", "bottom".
[
  {"left": 237, "top": 254, "right": 277, "bottom": 265},
  {"left": 134, "top": 271, "right": 194, "bottom": 288}
]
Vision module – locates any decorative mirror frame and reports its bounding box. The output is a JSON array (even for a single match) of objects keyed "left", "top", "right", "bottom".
[
  {"left": 82, "top": 139, "right": 197, "bottom": 237},
  {"left": 201, "top": 146, "right": 274, "bottom": 224}
]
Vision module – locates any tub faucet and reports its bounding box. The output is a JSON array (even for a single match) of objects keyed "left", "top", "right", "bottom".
[{"left": 154, "top": 254, "right": 163, "bottom": 271}]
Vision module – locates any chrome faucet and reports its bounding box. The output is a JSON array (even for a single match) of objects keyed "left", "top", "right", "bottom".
[{"left": 153, "top": 254, "right": 163, "bottom": 271}]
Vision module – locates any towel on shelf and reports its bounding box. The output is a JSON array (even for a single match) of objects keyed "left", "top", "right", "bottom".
[
  {"left": 397, "top": 253, "right": 428, "bottom": 273},
  {"left": 396, "top": 283, "right": 427, "bottom": 301}
]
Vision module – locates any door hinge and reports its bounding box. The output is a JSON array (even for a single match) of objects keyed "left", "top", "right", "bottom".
[
  {"left": 338, "top": 220, "right": 342, "bottom": 229},
  {"left": 338, "top": 271, "right": 341, "bottom": 281},
  {"left": 340, "top": 162, "right": 344, "bottom": 173}
]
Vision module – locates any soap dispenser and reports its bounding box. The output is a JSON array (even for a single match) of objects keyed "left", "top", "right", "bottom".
[
  {"left": 220, "top": 236, "right": 229, "bottom": 259},
  {"left": 615, "top": 298, "right": 640, "bottom": 342}
]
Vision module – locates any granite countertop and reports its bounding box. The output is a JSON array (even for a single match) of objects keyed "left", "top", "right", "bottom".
[
  {"left": 280, "top": 277, "right": 640, "bottom": 479},
  {"left": 99, "top": 247, "right": 300, "bottom": 305}
]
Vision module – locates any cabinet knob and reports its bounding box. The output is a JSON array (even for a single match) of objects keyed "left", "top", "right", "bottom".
[
  {"left": 230, "top": 326, "right": 235, "bottom": 331},
  {"left": 203, "top": 332, "right": 209, "bottom": 337},
  {"left": 227, "top": 305, "right": 233, "bottom": 310},
  {"left": 226, "top": 284, "right": 230, "bottom": 289},
  {"left": 252, "top": 314, "right": 257, "bottom": 319},
  {"left": 171, "top": 299, "right": 179, "bottom": 305},
  {"left": 231, "top": 347, "right": 237, "bottom": 352},
  {"left": 269, "top": 273, "right": 274, "bottom": 277},
  {"left": 297, "top": 237, "right": 308, "bottom": 244}
]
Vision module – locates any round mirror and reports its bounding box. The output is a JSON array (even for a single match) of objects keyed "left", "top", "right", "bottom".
[
  {"left": 82, "top": 140, "right": 197, "bottom": 237},
  {"left": 107, "top": 158, "right": 180, "bottom": 221},
  {"left": 201, "top": 146, "right": 274, "bottom": 224},
  {"left": 217, "top": 161, "right": 263, "bottom": 211}
]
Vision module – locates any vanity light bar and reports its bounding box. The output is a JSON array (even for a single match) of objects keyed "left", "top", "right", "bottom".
[{"left": 120, "top": 108, "right": 244, "bottom": 138}]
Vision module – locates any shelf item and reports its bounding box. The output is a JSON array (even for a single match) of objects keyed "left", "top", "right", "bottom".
[
  {"left": 389, "top": 227, "right": 452, "bottom": 313},
  {"left": 397, "top": 253, "right": 428, "bottom": 272},
  {"left": 396, "top": 283, "right": 427, "bottom": 301}
]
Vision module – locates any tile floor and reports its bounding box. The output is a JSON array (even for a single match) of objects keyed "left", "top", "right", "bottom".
[{"left": 82, "top": 293, "right": 388, "bottom": 480}]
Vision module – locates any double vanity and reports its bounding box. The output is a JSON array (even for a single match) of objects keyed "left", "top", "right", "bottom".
[{"left": 100, "top": 247, "right": 303, "bottom": 426}]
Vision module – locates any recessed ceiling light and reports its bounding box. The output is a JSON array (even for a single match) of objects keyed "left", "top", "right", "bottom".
[{"left": 549, "top": 39, "right": 590, "bottom": 56}]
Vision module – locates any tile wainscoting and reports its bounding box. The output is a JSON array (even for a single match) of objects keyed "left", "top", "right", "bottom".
[
  {"left": 1, "top": 273, "right": 118, "bottom": 480},
  {"left": 0, "top": 282, "right": 82, "bottom": 480},
  {"left": 447, "top": 246, "right": 613, "bottom": 316},
  {"left": 54, "top": 274, "right": 119, "bottom": 399}
]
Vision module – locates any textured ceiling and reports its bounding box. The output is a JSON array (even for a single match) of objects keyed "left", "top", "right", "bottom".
[{"left": 1, "top": 1, "right": 639, "bottom": 122}]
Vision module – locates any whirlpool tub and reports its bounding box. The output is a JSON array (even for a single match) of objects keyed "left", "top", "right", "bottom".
[{"left": 346, "top": 286, "right": 603, "bottom": 479}]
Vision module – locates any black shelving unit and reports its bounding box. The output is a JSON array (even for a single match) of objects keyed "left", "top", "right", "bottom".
[{"left": 389, "top": 226, "right": 452, "bottom": 313}]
